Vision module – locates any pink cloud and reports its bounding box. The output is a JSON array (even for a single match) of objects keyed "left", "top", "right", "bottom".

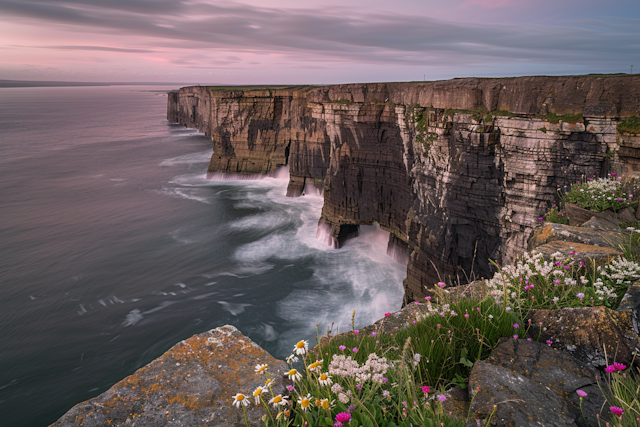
[{"left": 460, "top": 0, "right": 519, "bottom": 9}]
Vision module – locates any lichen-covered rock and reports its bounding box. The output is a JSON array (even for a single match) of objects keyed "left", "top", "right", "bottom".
[
  {"left": 528, "top": 307, "right": 640, "bottom": 369},
  {"left": 467, "top": 339, "right": 606, "bottom": 427},
  {"left": 527, "top": 222, "right": 625, "bottom": 251},
  {"left": 51, "top": 325, "right": 288, "bottom": 427},
  {"left": 618, "top": 283, "right": 640, "bottom": 326}
]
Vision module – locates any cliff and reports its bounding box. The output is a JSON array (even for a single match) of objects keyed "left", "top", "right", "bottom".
[{"left": 168, "top": 75, "right": 640, "bottom": 301}]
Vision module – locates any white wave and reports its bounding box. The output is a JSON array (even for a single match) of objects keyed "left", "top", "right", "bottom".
[
  {"left": 218, "top": 301, "right": 251, "bottom": 316},
  {"left": 156, "top": 187, "right": 211, "bottom": 204},
  {"left": 122, "top": 309, "right": 143, "bottom": 326},
  {"left": 160, "top": 150, "right": 212, "bottom": 166},
  {"left": 143, "top": 301, "right": 177, "bottom": 314}
]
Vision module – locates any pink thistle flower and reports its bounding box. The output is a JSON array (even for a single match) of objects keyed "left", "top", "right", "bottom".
[
  {"left": 371, "top": 331, "right": 376, "bottom": 336},
  {"left": 384, "top": 313, "right": 391, "bottom": 317},
  {"left": 437, "top": 282, "right": 446, "bottom": 288},
  {"left": 464, "top": 313, "right": 470, "bottom": 318},
  {"left": 338, "top": 345, "right": 346, "bottom": 351},
  {"left": 352, "top": 348, "right": 358, "bottom": 353},
  {"left": 425, "top": 296, "right": 431, "bottom": 301},
  {"left": 614, "top": 362, "right": 627, "bottom": 371},
  {"left": 513, "top": 324, "right": 519, "bottom": 328},
  {"left": 354, "top": 330, "right": 359, "bottom": 335},
  {"left": 334, "top": 423, "right": 343, "bottom": 427},
  {"left": 576, "top": 390, "right": 587, "bottom": 397},
  {"left": 513, "top": 335, "right": 518, "bottom": 339},
  {"left": 413, "top": 320, "right": 417, "bottom": 324},
  {"left": 437, "top": 395, "right": 446, "bottom": 402},
  {"left": 546, "top": 340, "right": 553, "bottom": 346},
  {"left": 605, "top": 365, "right": 616, "bottom": 373},
  {"left": 422, "top": 386, "right": 430, "bottom": 394},
  {"left": 538, "top": 217, "right": 544, "bottom": 221},
  {"left": 335, "top": 412, "right": 351, "bottom": 423}
]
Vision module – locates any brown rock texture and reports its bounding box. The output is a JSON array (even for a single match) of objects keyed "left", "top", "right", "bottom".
[
  {"left": 51, "top": 325, "right": 288, "bottom": 427},
  {"left": 527, "top": 222, "right": 625, "bottom": 250},
  {"left": 168, "top": 75, "right": 640, "bottom": 301}
]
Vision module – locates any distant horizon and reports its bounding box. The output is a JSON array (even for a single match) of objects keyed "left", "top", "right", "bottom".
[{"left": 1, "top": 72, "right": 636, "bottom": 89}]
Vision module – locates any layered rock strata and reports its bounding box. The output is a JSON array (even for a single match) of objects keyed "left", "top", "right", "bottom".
[{"left": 168, "top": 76, "right": 640, "bottom": 301}]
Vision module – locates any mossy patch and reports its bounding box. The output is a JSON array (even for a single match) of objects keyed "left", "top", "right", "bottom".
[{"left": 618, "top": 116, "right": 640, "bottom": 134}]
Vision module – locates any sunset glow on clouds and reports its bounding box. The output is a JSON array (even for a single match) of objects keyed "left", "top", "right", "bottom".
[{"left": 0, "top": 0, "right": 638, "bottom": 84}]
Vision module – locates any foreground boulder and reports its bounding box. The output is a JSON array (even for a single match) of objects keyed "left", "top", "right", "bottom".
[
  {"left": 467, "top": 339, "right": 606, "bottom": 427},
  {"left": 528, "top": 306, "right": 640, "bottom": 369},
  {"left": 52, "top": 325, "right": 287, "bottom": 427}
]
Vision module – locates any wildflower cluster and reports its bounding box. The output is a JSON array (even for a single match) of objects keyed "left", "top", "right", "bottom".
[
  {"left": 599, "top": 361, "right": 640, "bottom": 426},
  {"left": 486, "top": 251, "right": 639, "bottom": 310},
  {"left": 564, "top": 174, "right": 637, "bottom": 212},
  {"left": 232, "top": 337, "right": 462, "bottom": 427}
]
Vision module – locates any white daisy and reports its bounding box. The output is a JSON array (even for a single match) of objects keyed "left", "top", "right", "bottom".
[
  {"left": 232, "top": 393, "right": 249, "bottom": 408},
  {"left": 287, "top": 368, "right": 302, "bottom": 382},
  {"left": 298, "top": 393, "right": 313, "bottom": 412},
  {"left": 252, "top": 386, "right": 265, "bottom": 405},
  {"left": 308, "top": 359, "right": 323, "bottom": 372},
  {"left": 254, "top": 363, "right": 268, "bottom": 375},
  {"left": 269, "top": 394, "right": 288, "bottom": 408},
  {"left": 318, "top": 372, "right": 333, "bottom": 386},
  {"left": 293, "top": 340, "right": 309, "bottom": 355}
]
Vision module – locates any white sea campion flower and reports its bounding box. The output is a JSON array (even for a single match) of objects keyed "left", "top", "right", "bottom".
[
  {"left": 331, "top": 383, "right": 343, "bottom": 394},
  {"left": 252, "top": 386, "right": 265, "bottom": 405},
  {"left": 286, "top": 354, "right": 299, "bottom": 364},
  {"left": 382, "top": 390, "right": 391, "bottom": 399},
  {"left": 232, "top": 393, "right": 250, "bottom": 408},
  {"left": 319, "top": 372, "right": 333, "bottom": 386},
  {"left": 308, "top": 359, "right": 323, "bottom": 372},
  {"left": 255, "top": 363, "right": 268, "bottom": 375},
  {"left": 338, "top": 392, "right": 350, "bottom": 404},
  {"left": 287, "top": 368, "right": 302, "bottom": 382},
  {"left": 293, "top": 340, "right": 309, "bottom": 355},
  {"left": 298, "top": 394, "right": 313, "bottom": 411}
]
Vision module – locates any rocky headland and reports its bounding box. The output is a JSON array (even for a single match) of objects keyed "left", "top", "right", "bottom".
[{"left": 167, "top": 75, "right": 640, "bottom": 301}]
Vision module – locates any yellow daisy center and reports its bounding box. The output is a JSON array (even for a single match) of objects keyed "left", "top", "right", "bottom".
[
  {"left": 320, "top": 374, "right": 328, "bottom": 380},
  {"left": 309, "top": 361, "right": 321, "bottom": 369},
  {"left": 253, "top": 388, "right": 262, "bottom": 397},
  {"left": 265, "top": 379, "right": 272, "bottom": 386},
  {"left": 301, "top": 398, "right": 310, "bottom": 408},
  {"left": 273, "top": 396, "right": 282, "bottom": 403},
  {"left": 288, "top": 369, "right": 298, "bottom": 376},
  {"left": 236, "top": 394, "right": 245, "bottom": 401},
  {"left": 321, "top": 400, "right": 330, "bottom": 410},
  {"left": 257, "top": 366, "right": 267, "bottom": 372}
]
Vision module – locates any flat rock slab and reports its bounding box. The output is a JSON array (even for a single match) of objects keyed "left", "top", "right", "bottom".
[
  {"left": 618, "top": 283, "right": 640, "bottom": 322},
  {"left": 532, "top": 240, "right": 622, "bottom": 262},
  {"left": 528, "top": 223, "right": 624, "bottom": 251},
  {"left": 52, "top": 325, "right": 288, "bottom": 427},
  {"left": 467, "top": 339, "right": 605, "bottom": 427},
  {"left": 528, "top": 307, "right": 640, "bottom": 369},
  {"left": 580, "top": 217, "right": 620, "bottom": 231}
]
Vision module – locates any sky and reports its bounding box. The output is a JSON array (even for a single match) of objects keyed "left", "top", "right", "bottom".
[{"left": 0, "top": 0, "right": 639, "bottom": 84}]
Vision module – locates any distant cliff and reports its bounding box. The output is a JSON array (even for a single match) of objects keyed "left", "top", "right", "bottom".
[{"left": 167, "top": 76, "right": 640, "bottom": 301}]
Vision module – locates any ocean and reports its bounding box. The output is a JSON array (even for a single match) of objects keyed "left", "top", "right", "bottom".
[{"left": 0, "top": 85, "right": 405, "bottom": 426}]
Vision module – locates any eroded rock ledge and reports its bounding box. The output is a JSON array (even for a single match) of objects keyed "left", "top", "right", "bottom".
[{"left": 168, "top": 76, "right": 640, "bottom": 301}]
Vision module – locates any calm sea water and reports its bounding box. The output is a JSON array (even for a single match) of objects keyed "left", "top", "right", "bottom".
[{"left": 0, "top": 85, "right": 405, "bottom": 426}]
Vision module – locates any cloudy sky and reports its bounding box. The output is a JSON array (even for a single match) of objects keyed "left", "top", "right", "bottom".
[{"left": 0, "top": 0, "right": 638, "bottom": 84}]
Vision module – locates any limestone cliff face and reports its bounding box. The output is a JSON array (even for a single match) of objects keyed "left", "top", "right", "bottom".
[{"left": 167, "top": 76, "right": 640, "bottom": 301}]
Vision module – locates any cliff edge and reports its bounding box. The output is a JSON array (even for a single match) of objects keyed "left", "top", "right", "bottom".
[{"left": 168, "top": 75, "right": 640, "bottom": 300}]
